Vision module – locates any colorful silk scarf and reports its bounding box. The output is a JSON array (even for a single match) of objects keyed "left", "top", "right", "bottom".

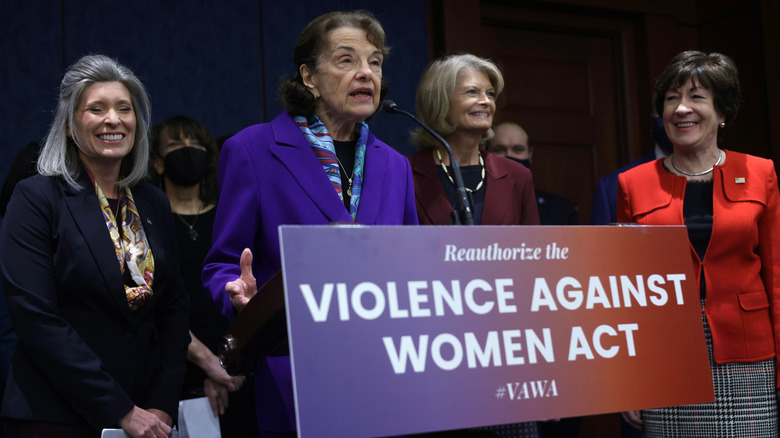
[
  {"left": 294, "top": 114, "right": 367, "bottom": 221},
  {"left": 95, "top": 182, "right": 155, "bottom": 311}
]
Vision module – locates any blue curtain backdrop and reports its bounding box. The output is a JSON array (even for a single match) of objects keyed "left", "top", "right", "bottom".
[{"left": 0, "top": 0, "right": 428, "bottom": 185}]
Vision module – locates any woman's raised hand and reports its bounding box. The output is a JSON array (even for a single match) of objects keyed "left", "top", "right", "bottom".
[{"left": 224, "top": 248, "right": 256, "bottom": 312}]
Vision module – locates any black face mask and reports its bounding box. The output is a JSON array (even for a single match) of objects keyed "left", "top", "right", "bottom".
[
  {"left": 163, "top": 147, "right": 209, "bottom": 187},
  {"left": 505, "top": 156, "right": 531, "bottom": 169}
]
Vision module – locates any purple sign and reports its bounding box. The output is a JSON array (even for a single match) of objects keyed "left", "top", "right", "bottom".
[{"left": 279, "top": 225, "right": 712, "bottom": 437}]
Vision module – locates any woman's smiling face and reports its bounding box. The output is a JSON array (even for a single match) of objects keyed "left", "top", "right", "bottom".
[
  {"left": 663, "top": 79, "right": 724, "bottom": 151},
  {"left": 446, "top": 67, "right": 496, "bottom": 136},
  {"left": 74, "top": 81, "right": 136, "bottom": 166}
]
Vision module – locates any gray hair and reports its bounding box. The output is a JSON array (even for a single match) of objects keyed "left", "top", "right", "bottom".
[
  {"left": 412, "top": 54, "right": 504, "bottom": 150},
  {"left": 37, "top": 54, "right": 151, "bottom": 190}
]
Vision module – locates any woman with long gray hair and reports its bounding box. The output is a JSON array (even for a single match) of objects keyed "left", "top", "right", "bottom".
[{"left": 0, "top": 54, "right": 189, "bottom": 438}]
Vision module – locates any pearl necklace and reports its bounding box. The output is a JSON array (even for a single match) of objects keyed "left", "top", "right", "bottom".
[
  {"left": 671, "top": 149, "right": 722, "bottom": 176},
  {"left": 435, "top": 149, "right": 485, "bottom": 193}
]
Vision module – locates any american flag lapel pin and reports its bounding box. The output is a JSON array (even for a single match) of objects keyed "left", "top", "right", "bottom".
[{"left": 735, "top": 177, "right": 746, "bottom": 184}]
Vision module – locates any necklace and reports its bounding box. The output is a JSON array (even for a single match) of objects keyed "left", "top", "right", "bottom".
[
  {"left": 335, "top": 156, "right": 354, "bottom": 196},
  {"left": 174, "top": 203, "right": 202, "bottom": 241},
  {"left": 671, "top": 149, "right": 722, "bottom": 176},
  {"left": 435, "top": 149, "right": 485, "bottom": 192}
]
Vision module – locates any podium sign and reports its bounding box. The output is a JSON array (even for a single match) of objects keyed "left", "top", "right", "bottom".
[{"left": 279, "top": 225, "right": 713, "bottom": 437}]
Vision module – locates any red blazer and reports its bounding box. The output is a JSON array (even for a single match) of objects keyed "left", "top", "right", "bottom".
[
  {"left": 408, "top": 150, "right": 540, "bottom": 225},
  {"left": 617, "top": 151, "right": 780, "bottom": 385}
]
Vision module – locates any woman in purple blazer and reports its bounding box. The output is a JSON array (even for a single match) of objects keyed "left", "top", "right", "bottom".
[{"left": 202, "top": 11, "right": 417, "bottom": 438}]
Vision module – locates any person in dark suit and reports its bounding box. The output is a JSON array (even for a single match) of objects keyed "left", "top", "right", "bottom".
[
  {"left": 588, "top": 115, "right": 671, "bottom": 438},
  {"left": 202, "top": 11, "right": 418, "bottom": 438},
  {"left": 487, "top": 121, "right": 579, "bottom": 225},
  {"left": 0, "top": 141, "right": 42, "bottom": 438},
  {"left": 589, "top": 115, "right": 672, "bottom": 225},
  {"left": 408, "top": 54, "right": 539, "bottom": 227},
  {"left": 485, "top": 122, "right": 578, "bottom": 438},
  {"left": 0, "top": 54, "right": 189, "bottom": 438}
]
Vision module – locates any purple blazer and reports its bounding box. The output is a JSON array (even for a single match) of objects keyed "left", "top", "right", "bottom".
[{"left": 202, "top": 111, "right": 417, "bottom": 432}]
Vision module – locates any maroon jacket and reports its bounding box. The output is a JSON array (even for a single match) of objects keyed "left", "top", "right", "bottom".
[{"left": 408, "top": 150, "right": 540, "bottom": 225}]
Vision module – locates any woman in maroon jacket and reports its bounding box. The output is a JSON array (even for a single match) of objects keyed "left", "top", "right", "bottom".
[
  {"left": 407, "top": 53, "right": 540, "bottom": 438},
  {"left": 407, "top": 54, "right": 539, "bottom": 227},
  {"left": 619, "top": 51, "right": 780, "bottom": 437}
]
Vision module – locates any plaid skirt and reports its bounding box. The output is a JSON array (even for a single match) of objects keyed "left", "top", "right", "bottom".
[
  {"left": 642, "top": 304, "right": 778, "bottom": 438},
  {"left": 476, "top": 421, "right": 539, "bottom": 438}
]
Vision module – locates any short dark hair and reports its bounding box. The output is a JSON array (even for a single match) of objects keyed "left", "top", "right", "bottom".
[
  {"left": 149, "top": 115, "right": 219, "bottom": 205},
  {"left": 279, "top": 10, "right": 390, "bottom": 116},
  {"left": 654, "top": 51, "right": 741, "bottom": 127}
]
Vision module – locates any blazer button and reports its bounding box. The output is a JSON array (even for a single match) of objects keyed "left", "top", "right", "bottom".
[{"left": 125, "top": 329, "right": 134, "bottom": 338}]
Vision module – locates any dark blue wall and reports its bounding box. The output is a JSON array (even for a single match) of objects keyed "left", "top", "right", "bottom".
[
  {"left": 260, "top": 2, "right": 428, "bottom": 152},
  {"left": 0, "top": 0, "right": 428, "bottom": 186}
]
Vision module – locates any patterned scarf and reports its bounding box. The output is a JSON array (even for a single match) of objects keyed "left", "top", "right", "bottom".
[
  {"left": 294, "top": 114, "right": 367, "bottom": 220},
  {"left": 95, "top": 182, "right": 155, "bottom": 311}
]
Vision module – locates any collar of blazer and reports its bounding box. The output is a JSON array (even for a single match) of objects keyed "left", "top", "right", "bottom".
[
  {"left": 410, "top": 150, "right": 455, "bottom": 225},
  {"left": 624, "top": 150, "right": 767, "bottom": 218},
  {"left": 64, "top": 173, "right": 159, "bottom": 322},
  {"left": 411, "top": 151, "right": 516, "bottom": 225},
  {"left": 268, "top": 112, "right": 388, "bottom": 224}
]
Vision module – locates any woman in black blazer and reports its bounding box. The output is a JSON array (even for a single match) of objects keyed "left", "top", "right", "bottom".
[{"left": 0, "top": 54, "right": 189, "bottom": 438}]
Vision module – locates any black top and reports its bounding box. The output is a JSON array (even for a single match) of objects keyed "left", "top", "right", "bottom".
[
  {"left": 333, "top": 140, "right": 356, "bottom": 210},
  {"left": 683, "top": 180, "right": 714, "bottom": 299},
  {"left": 173, "top": 207, "right": 230, "bottom": 396},
  {"left": 436, "top": 164, "right": 485, "bottom": 225}
]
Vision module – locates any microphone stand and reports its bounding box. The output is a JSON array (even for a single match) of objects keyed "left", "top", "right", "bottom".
[{"left": 382, "top": 100, "right": 474, "bottom": 225}]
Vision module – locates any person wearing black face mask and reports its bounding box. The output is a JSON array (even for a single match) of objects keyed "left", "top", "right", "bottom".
[
  {"left": 487, "top": 121, "right": 579, "bottom": 226},
  {"left": 163, "top": 146, "right": 210, "bottom": 188},
  {"left": 150, "top": 116, "right": 259, "bottom": 438}
]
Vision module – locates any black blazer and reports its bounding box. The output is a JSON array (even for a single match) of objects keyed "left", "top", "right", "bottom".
[{"left": 0, "top": 173, "right": 189, "bottom": 431}]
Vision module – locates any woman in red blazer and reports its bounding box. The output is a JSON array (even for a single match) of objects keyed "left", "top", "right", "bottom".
[
  {"left": 407, "top": 54, "right": 539, "bottom": 227},
  {"left": 619, "top": 51, "right": 780, "bottom": 437}
]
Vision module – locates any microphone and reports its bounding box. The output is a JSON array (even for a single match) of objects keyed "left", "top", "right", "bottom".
[
  {"left": 382, "top": 100, "right": 474, "bottom": 225},
  {"left": 382, "top": 100, "right": 400, "bottom": 114}
]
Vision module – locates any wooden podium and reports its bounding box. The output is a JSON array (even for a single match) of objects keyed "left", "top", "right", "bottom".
[{"left": 218, "top": 271, "right": 288, "bottom": 376}]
